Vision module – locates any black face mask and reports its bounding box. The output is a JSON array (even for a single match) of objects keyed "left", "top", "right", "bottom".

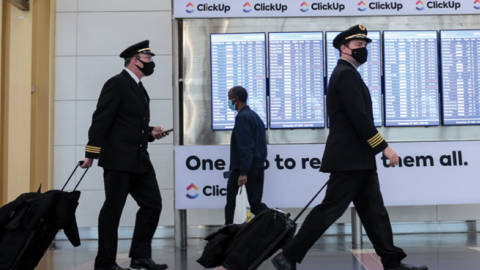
[
  {"left": 135, "top": 58, "right": 155, "bottom": 76},
  {"left": 346, "top": 47, "right": 368, "bottom": 64}
]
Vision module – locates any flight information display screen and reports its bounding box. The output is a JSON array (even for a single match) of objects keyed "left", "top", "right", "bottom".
[
  {"left": 268, "top": 32, "right": 325, "bottom": 129},
  {"left": 440, "top": 30, "right": 480, "bottom": 125},
  {"left": 326, "top": 31, "right": 383, "bottom": 127},
  {"left": 383, "top": 31, "right": 440, "bottom": 127},
  {"left": 210, "top": 33, "right": 267, "bottom": 130}
]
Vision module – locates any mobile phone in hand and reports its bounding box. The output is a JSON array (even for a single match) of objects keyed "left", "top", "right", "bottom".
[{"left": 161, "top": 128, "right": 174, "bottom": 135}]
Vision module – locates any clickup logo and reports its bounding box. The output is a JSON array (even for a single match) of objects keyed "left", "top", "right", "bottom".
[
  {"left": 301, "top": 1, "right": 310, "bottom": 12},
  {"left": 244, "top": 2, "right": 252, "bottom": 12},
  {"left": 186, "top": 183, "right": 199, "bottom": 199},
  {"left": 426, "top": 1, "right": 460, "bottom": 10},
  {"left": 189, "top": 3, "right": 231, "bottom": 12},
  {"left": 186, "top": 2, "right": 195, "bottom": 13},
  {"left": 367, "top": 2, "right": 403, "bottom": 10},
  {"left": 474, "top": 0, "right": 480, "bottom": 10},
  {"left": 416, "top": 0, "right": 425, "bottom": 10},
  {"left": 358, "top": 1, "right": 367, "bottom": 11}
]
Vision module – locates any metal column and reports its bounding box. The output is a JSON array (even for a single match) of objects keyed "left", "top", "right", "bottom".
[
  {"left": 351, "top": 207, "right": 363, "bottom": 247},
  {"left": 174, "top": 209, "right": 187, "bottom": 248},
  {"left": 172, "top": 13, "right": 187, "bottom": 248}
]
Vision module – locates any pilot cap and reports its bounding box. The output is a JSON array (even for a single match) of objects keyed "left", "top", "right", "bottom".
[
  {"left": 119, "top": 40, "right": 155, "bottom": 59},
  {"left": 333, "top": 24, "right": 372, "bottom": 49}
]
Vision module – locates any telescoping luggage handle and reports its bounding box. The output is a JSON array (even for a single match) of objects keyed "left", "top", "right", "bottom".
[
  {"left": 61, "top": 161, "right": 89, "bottom": 192},
  {"left": 247, "top": 180, "right": 330, "bottom": 270},
  {"left": 292, "top": 179, "right": 329, "bottom": 223}
]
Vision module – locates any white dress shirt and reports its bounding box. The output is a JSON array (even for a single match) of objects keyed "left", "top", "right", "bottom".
[{"left": 124, "top": 68, "right": 140, "bottom": 84}]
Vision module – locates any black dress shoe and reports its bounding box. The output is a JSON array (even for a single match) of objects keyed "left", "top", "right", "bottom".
[
  {"left": 271, "top": 253, "right": 296, "bottom": 270},
  {"left": 385, "top": 263, "right": 428, "bottom": 270},
  {"left": 94, "top": 266, "right": 130, "bottom": 270},
  {"left": 130, "top": 258, "right": 168, "bottom": 270}
]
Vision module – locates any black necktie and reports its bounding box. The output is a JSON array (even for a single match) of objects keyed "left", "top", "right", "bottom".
[{"left": 138, "top": 81, "right": 147, "bottom": 103}]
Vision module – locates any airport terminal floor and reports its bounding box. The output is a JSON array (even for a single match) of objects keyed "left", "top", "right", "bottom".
[{"left": 38, "top": 233, "right": 480, "bottom": 270}]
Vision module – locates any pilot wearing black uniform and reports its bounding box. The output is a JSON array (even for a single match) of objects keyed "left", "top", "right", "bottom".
[
  {"left": 81, "top": 40, "right": 169, "bottom": 270},
  {"left": 272, "top": 25, "right": 428, "bottom": 270}
]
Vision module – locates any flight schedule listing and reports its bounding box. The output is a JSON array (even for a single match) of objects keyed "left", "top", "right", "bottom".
[
  {"left": 268, "top": 32, "right": 325, "bottom": 128},
  {"left": 210, "top": 33, "right": 267, "bottom": 130},
  {"left": 441, "top": 30, "right": 480, "bottom": 125},
  {"left": 325, "top": 31, "right": 383, "bottom": 127},
  {"left": 383, "top": 31, "right": 440, "bottom": 127}
]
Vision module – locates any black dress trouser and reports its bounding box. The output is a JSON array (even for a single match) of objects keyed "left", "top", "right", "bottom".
[
  {"left": 94, "top": 169, "right": 163, "bottom": 268},
  {"left": 282, "top": 170, "right": 406, "bottom": 269},
  {"left": 225, "top": 168, "right": 269, "bottom": 225}
]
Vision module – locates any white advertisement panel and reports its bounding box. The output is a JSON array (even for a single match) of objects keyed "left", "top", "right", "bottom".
[
  {"left": 174, "top": 0, "right": 480, "bottom": 18},
  {"left": 175, "top": 141, "right": 480, "bottom": 209}
]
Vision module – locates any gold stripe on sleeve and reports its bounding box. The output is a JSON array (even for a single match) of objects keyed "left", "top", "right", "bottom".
[
  {"left": 86, "top": 146, "right": 101, "bottom": 153},
  {"left": 369, "top": 136, "right": 383, "bottom": 147},
  {"left": 371, "top": 137, "right": 385, "bottom": 148},
  {"left": 367, "top": 133, "right": 381, "bottom": 143}
]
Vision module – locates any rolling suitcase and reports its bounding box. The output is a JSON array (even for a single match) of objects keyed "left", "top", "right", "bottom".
[
  {"left": 196, "top": 223, "right": 244, "bottom": 268},
  {"left": 0, "top": 161, "right": 89, "bottom": 270},
  {"left": 198, "top": 180, "right": 330, "bottom": 270},
  {"left": 222, "top": 207, "right": 296, "bottom": 270}
]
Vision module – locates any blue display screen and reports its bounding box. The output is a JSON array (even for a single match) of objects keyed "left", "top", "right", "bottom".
[
  {"left": 326, "top": 31, "right": 383, "bottom": 127},
  {"left": 210, "top": 33, "right": 268, "bottom": 130},
  {"left": 440, "top": 30, "right": 480, "bottom": 125},
  {"left": 268, "top": 32, "right": 325, "bottom": 129},
  {"left": 383, "top": 31, "right": 440, "bottom": 127}
]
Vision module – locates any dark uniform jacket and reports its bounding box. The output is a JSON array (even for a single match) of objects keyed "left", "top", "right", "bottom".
[
  {"left": 229, "top": 106, "right": 267, "bottom": 176},
  {"left": 321, "top": 59, "right": 388, "bottom": 172},
  {"left": 0, "top": 190, "right": 81, "bottom": 270},
  {"left": 85, "top": 70, "right": 155, "bottom": 173}
]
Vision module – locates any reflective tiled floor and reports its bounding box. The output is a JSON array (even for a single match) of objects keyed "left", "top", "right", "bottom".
[{"left": 37, "top": 233, "right": 480, "bottom": 270}]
